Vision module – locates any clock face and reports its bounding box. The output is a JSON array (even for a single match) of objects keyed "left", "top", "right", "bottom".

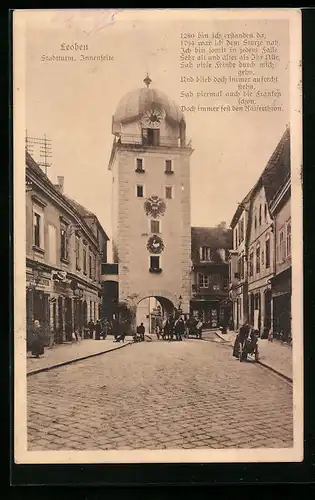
[
  {"left": 144, "top": 195, "right": 166, "bottom": 218},
  {"left": 141, "top": 108, "right": 165, "bottom": 129},
  {"left": 147, "top": 235, "right": 164, "bottom": 254}
]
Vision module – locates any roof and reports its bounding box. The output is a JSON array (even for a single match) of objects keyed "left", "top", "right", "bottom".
[
  {"left": 230, "top": 189, "right": 253, "bottom": 228},
  {"left": 26, "top": 151, "right": 109, "bottom": 241},
  {"left": 63, "top": 195, "right": 95, "bottom": 218},
  {"left": 261, "top": 127, "right": 290, "bottom": 204},
  {"left": 191, "top": 227, "right": 233, "bottom": 250},
  {"left": 113, "top": 86, "right": 184, "bottom": 125},
  {"left": 229, "top": 127, "right": 290, "bottom": 228},
  {"left": 64, "top": 195, "right": 109, "bottom": 241}
]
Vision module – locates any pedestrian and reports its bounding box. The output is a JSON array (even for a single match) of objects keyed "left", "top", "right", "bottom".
[
  {"left": 196, "top": 318, "right": 203, "bottom": 339},
  {"left": 29, "top": 319, "right": 45, "bottom": 358},
  {"left": 268, "top": 329, "right": 273, "bottom": 342},
  {"left": 184, "top": 315, "right": 190, "bottom": 339},
  {"left": 95, "top": 320, "right": 102, "bottom": 340},
  {"left": 175, "top": 316, "right": 185, "bottom": 341},
  {"left": 88, "top": 318, "right": 95, "bottom": 339},
  {"left": 137, "top": 322, "right": 145, "bottom": 342},
  {"left": 168, "top": 316, "right": 175, "bottom": 341},
  {"left": 233, "top": 321, "right": 250, "bottom": 358}
]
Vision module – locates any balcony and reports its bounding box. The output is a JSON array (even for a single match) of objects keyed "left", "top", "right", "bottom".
[{"left": 192, "top": 284, "right": 228, "bottom": 300}]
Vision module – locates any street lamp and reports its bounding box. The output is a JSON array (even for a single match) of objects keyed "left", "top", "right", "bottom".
[{"left": 177, "top": 295, "right": 183, "bottom": 316}]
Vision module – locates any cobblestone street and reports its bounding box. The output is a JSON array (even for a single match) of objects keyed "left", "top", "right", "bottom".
[{"left": 27, "top": 339, "right": 293, "bottom": 451}]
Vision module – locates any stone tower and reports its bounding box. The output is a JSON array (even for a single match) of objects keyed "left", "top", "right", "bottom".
[{"left": 108, "top": 75, "right": 193, "bottom": 325}]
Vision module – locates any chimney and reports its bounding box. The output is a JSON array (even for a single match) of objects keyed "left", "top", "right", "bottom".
[{"left": 56, "top": 176, "right": 64, "bottom": 194}]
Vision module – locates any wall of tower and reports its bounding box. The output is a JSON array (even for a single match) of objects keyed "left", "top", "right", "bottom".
[{"left": 114, "top": 145, "right": 192, "bottom": 313}]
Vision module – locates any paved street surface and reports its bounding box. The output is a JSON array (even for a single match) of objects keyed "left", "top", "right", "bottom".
[
  {"left": 27, "top": 337, "right": 133, "bottom": 374},
  {"left": 28, "top": 340, "right": 293, "bottom": 451},
  {"left": 214, "top": 330, "right": 293, "bottom": 380}
]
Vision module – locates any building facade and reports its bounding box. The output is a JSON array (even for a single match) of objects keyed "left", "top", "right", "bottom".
[
  {"left": 191, "top": 225, "right": 232, "bottom": 328},
  {"left": 228, "top": 191, "right": 251, "bottom": 331},
  {"left": 26, "top": 152, "right": 108, "bottom": 343},
  {"left": 108, "top": 75, "right": 193, "bottom": 329},
  {"left": 228, "top": 127, "right": 290, "bottom": 337},
  {"left": 269, "top": 175, "right": 291, "bottom": 341},
  {"left": 247, "top": 179, "right": 274, "bottom": 336}
]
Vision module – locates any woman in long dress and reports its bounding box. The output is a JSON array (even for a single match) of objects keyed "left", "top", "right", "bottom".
[{"left": 29, "top": 320, "right": 45, "bottom": 358}]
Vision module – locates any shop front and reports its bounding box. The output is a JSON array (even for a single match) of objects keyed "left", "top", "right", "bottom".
[
  {"left": 26, "top": 268, "right": 52, "bottom": 344},
  {"left": 271, "top": 267, "right": 292, "bottom": 342},
  {"left": 190, "top": 300, "right": 220, "bottom": 329}
]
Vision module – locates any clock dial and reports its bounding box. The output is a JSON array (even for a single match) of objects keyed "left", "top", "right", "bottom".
[
  {"left": 142, "top": 108, "right": 164, "bottom": 129},
  {"left": 144, "top": 195, "right": 166, "bottom": 218},
  {"left": 147, "top": 235, "right": 164, "bottom": 254}
]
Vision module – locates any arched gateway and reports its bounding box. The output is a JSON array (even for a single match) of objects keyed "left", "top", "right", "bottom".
[
  {"left": 136, "top": 295, "right": 175, "bottom": 335},
  {"left": 108, "top": 75, "right": 193, "bottom": 333}
]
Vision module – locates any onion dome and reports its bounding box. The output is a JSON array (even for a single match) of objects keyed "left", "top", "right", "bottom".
[{"left": 113, "top": 75, "right": 184, "bottom": 125}]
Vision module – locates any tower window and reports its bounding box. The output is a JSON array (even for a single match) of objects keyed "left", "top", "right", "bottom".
[
  {"left": 136, "top": 184, "right": 144, "bottom": 198},
  {"left": 136, "top": 158, "right": 144, "bottom": 172},
  {"left": 149, "top": 256, "right": 161, "bottom": 273},
  {"left": 150, "top": 220, "right": 160, "bottom": 233},
  {"left": 165, "top": 160, "right": 173, "bottom": 174},
  {"left": 147, "top": 128, "right": 160, "bottom": 146},
  {"left": 165, "top": 186, "right": 173, "bottom": 199}
]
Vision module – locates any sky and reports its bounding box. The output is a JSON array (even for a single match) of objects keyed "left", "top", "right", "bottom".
[{"left": 24, "top": 10, "right": 289, "bottom": 249}]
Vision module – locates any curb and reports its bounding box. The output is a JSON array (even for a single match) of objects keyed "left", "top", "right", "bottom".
[
  {"left": 27, "top": 341, "right": 133, "bottom": 376},
  {"left": 214, "top": 331, "right": 293, "bottom": 384}
]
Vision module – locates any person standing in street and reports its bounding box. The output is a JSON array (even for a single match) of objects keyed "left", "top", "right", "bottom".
[
  {"left": 138, "top": 322, "right": 145, "bottom": 342},
  {"left": 168, "top": 316, "right": 175, "bottom": 341},
  {"left": 175, "top": 316, "right": 185, "bottom": 341},
  {"left": 88, "top": 319, "right": 95, "bottom": 339},
  {"left": 95, "top": 320, "right": 102, "bottom": 340},
  {"left": 29, "top": 319, "right": 45, "bottom": 358}
]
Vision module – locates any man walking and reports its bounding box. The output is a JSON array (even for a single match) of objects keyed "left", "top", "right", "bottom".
[
  {"left": 175, "top": 316, "right": 185, "bottom": 341},
  {"left": 88, "top": 319, "right": 95, "bottom": 339},
  {"left": 137, "top": 322, "right": 145, "bottom": 342}
]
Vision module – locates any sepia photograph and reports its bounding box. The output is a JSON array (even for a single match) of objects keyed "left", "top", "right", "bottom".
[{"left": 13, "top": 8, "right": 303, "bottom": 464}]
